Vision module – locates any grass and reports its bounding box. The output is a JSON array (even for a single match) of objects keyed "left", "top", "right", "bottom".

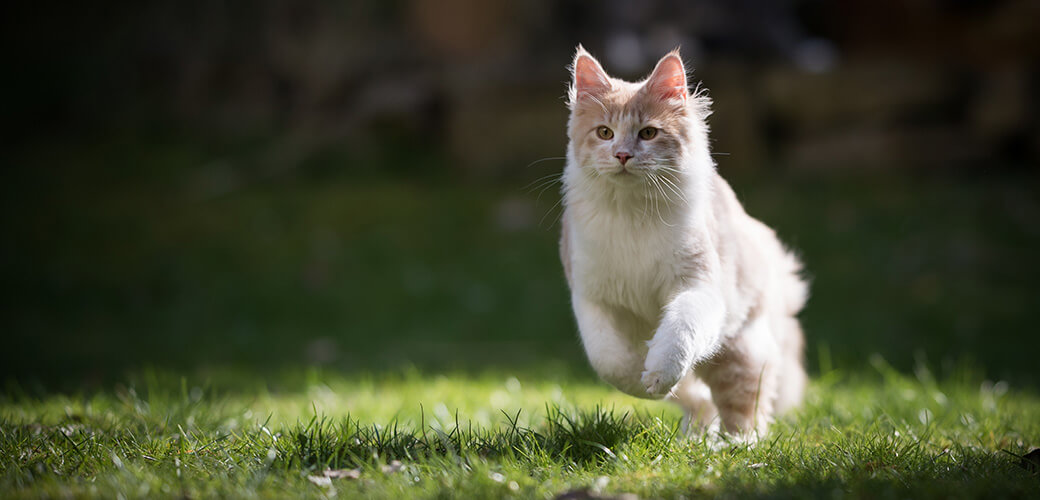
[
  {"left": 2, "top": 135, "right": 1039, "bottom": 497},
  {"left": 3, "top": 367, "right": 1039, "bottom": 498}
]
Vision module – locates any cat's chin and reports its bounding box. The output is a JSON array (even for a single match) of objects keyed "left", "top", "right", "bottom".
[{"left": 595, "top": 167, "right": 647, "bottom": 186}]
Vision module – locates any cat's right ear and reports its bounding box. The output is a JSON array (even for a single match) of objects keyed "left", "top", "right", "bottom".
[{"left": 569, "top": 46, "right": 611, "bottom": 108}]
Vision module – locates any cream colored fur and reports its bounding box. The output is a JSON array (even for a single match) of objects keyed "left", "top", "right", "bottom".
[{"left": 559, "top": 46, "right": 807, "bottom": 439}]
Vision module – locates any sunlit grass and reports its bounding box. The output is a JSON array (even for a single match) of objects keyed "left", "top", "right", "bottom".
[{"left": 3, "top": 363, "right": 1039, "bottom": 499}]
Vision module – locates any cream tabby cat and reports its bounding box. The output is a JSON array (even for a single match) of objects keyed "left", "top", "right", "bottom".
[{"left": 559, "top": 46, "right": 807, "bottom": 438}]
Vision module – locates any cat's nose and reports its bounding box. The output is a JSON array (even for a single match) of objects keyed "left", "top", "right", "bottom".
[{"left": 614, "top": 152, "right": 632, "bottom": 165}]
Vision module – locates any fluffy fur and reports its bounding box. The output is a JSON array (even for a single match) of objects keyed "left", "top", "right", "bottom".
[{"left": 559, "top": 46, "right": 808, "bottom": 438}]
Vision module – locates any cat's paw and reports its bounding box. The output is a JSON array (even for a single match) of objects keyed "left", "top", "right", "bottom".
[
  {"left": 641, "top": 339, "right": 687, "bottom": 397},
  {"left": 641, "top": 368, "right": 682, "bottom": 397},
  {"left": 642, "top": 321, "right": 693, "bottom": 397}
]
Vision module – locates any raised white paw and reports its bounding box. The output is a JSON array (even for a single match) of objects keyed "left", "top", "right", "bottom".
[
  {"left": 642, "top": 325, "right": 690, "bottom": 397},
  {"left": 641, "top": 364, "right": 683, "bottom": 397}
]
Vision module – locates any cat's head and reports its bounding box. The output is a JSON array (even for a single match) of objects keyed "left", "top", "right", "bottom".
[{"left": 566, "top": 46, "right": 711, "bottom": 184}]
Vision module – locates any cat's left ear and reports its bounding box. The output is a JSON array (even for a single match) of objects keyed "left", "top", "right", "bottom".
[{"left": 644, "top": 51, "right": 688, "bottom": 102}]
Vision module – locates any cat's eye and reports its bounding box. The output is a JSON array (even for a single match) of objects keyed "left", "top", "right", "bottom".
[
  {"left": 596, "top": 126, "right": 614, "bottom": 140},
  {"left": 638, "top": 127, "right": 658, "bottom": 140}
]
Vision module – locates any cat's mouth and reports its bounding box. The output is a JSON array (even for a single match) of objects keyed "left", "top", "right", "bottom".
[
  {"left": 601, "top": 165, "right": 647, "bottom": 180},
  {"left": 592, "top": 167, "right": 650, "bottom": 188}
]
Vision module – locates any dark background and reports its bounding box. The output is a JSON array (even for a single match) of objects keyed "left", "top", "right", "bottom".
[{"left": 2, "top": 0, "right": 1038, "bottom": 391}]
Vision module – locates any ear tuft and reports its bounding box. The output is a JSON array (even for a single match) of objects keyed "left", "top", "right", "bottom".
[
  {"left": 645, "top": 51, "right": 688, "bottom": 102},
  {"left": 570, "top": 46, "right": 611, "bottom": 106}
]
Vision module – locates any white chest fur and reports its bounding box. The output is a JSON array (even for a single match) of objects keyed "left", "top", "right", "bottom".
[{"left": 569, "top": 208, "right": 683, "bottom": 326}]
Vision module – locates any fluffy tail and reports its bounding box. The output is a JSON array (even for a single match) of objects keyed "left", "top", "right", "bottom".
[
  {"left": 775, "top": 248, "right": 808, "bottom": 413},
  {"left": 781, "top": 249, "right": 808, "bottom": 315}
]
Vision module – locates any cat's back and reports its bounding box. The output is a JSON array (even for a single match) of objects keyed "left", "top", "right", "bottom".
[{"left": 710, "top": 173, "right": 807, "bottom": 318}]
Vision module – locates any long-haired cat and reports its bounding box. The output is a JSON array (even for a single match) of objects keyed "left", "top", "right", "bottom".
[{"left": 559, "top": 46, "right": 807, "bottom": 439}]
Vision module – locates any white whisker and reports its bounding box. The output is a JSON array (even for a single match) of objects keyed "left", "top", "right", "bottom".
[
  {"left": 651, "top": 173, "right": 675, "bottom": 205},
  {"left": 535, "top": 180, "right": 563, "bottom": 203},
  {"left": 656, "top": 174, "right": 688, "bottom": 206},
  {"left": 549, "top": 201, "right": 567, "bottom": 229},
  {"left": 522, "top": 172, "right": 562, "bottom": 192},
  {"left": 524, "top": 156, "right": 567, "bottom": 168},
  {"left": 647, "top": 173, "right": 675, "bottom": 227},
  {"left": 539, "top": 196, "right": 565, "bottom": 229},
  {"left": 642, "top": 177, "right": 651, "bottom": 221}
]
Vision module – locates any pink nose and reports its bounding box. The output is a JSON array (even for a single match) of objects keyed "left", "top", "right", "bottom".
[{"left": 615, "top": 152, "right": 632, "bottom": 165}]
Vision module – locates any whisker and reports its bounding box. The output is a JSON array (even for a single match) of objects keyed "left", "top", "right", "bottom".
[
  {"left": 646, "top": 160, "right": 682, "bottom": 170},
  {"left": 656, "top": 174, "right": 688, "bottom": 205},
  {"left": 642, "top": 178, "right": 651, "bottom": 221},
  {"left": 650, "top": 173, "right": 674, "bottom": 205},
  {"left": 521, "top": 172, "right": 563, "bottom": 192},
  {"left": 539, "top": 196, "right": 565, "bottom": 230},
  {"left": 652, "top": 164, "right": 682, "bottom": 172},
  {"left": 524, "top": 156, "right": 567, "bottom": 168},
  {"left": 647, "top": 174, "right": 675, "bottom": 227},
  {"left": 656, "top": 174, "right": 681, "bottom": 209},
  {"left": 534, "top": 178, "right": 563, "bottom": 203},
  {"left": 549, "top": 201, "right": 567, "bottom": 229},
  {"left": 643, "top": 164, "right": 688, "bottom": 203},
  {"left": 644, "top": 161, "right": 684, "bottom": 177},
  {"left": 526, "top": 176, "right": 562, "bottom": 196}
]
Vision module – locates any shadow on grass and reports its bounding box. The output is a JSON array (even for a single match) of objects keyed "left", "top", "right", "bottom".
[{"left": 286, "top": 406, "right": 650, "bottom": 469}]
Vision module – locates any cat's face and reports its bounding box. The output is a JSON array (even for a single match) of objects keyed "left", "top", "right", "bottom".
[{"left": 567, "top": 47, "right": 702, "bottom": 185}]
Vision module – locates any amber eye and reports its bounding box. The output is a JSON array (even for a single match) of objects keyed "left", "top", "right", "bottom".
[
  {"left": 596, "top": 126, "right": 614, "bottom": 140},
  {"left": 638, "top": 127, "right": 658, "bottom": 140}
]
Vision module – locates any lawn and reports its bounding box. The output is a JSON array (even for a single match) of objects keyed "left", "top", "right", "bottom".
[
  {"left": 3, "top": 368, "right": 1039, "bottom": 498},
  {"left": 2, "top": 136, "right": 1039, "bottom": 498}
]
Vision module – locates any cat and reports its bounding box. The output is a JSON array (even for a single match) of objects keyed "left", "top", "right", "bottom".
[{"left": 559, "top": 46, "right": 807, "bottom": 439}]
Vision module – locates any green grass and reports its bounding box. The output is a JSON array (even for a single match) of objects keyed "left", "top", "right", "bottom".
[
  {"left": 3, "top": 367, "right": 1039, "bottom": 498},
  {"left": 2, "top": 136, "right": 1039, "bottom": 497}
]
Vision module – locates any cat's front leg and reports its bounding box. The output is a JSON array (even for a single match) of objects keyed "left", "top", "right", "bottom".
[
  {"left": 642, "top": 286, "right": 725, "bottom": 397},
  {"left": 572, "top": 294, "right": 650, "bottom": 397}
]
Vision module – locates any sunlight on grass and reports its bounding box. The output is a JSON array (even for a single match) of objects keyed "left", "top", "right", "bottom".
[
  {"left": 249, "top": 369, "right": 676, "bottom": 429},
  {"left": 3, "top": 364, "right": 1039, "bottom": 498}
]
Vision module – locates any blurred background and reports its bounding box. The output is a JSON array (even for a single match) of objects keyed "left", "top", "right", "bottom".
[{"left": 2, "top": 0, "right": 1038, "bottom": 392}]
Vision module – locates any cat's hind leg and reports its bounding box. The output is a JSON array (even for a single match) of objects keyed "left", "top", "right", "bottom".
[
  {"left": 669, "top": 373, "right": 718, "bottom": 435},
  {"left": 699, "top": 318, "right": 780, "bottom": 441}
]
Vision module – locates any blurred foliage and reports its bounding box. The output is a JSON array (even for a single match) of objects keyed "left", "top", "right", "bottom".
[
  {"left": 1, "top": 0, "right": 1038, "bottom": 392},
  {"left": 2, "top": 134, "right": 1038, "bottom": 391}
]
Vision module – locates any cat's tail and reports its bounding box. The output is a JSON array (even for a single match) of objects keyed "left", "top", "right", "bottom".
[
  {"left": 781, "top": 249, "right": 808, "bottom": 316},
  {"left": 775, "top": 249, "right": 809, "bottom": 413}
]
